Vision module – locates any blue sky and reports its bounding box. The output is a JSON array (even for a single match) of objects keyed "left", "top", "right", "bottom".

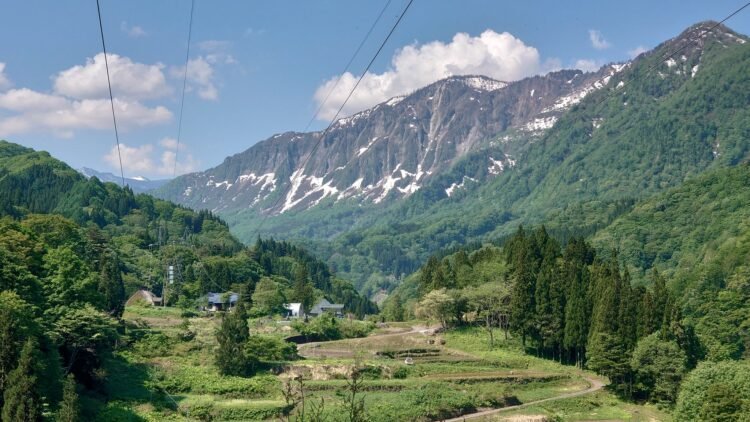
[{"left": 0, "top": 0, "right": 748, "bottom": 179}]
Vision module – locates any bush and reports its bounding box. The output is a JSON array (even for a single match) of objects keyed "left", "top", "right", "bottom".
[
  {"left": 392, "top": 366, "right": 410, "bottom": 379},
  {"left": 674, "top": 360, "right": 750, "bottom": 420},
  {"left": 292, "top": 315, "right": 374, "bottom": 341},
  {"left": 245, "top": 335, "right": 298, "bottom": 363},
  {"left": 131, "top": 332, "right": 176, "bottom": 358}
]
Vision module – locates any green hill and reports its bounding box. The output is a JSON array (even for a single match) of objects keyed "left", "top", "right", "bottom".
[{"left": 318, "top": 23, "right": 750, "bottom": 294}]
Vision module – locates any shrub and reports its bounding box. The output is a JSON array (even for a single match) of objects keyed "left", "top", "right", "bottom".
[
  {"left": 674, "top": 360, "right": 750, "bottom": 420},
  {"left": 245, "top": 335, "right": 298, "bottom": 363},
  {"left": 392, "top": 366, "right": 409, "bottom": 379}
]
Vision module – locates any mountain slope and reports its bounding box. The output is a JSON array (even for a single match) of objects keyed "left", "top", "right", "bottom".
[
  {"left": 160, "top": 22, "right": 749, "bottom": 294},
  {"left": 155, "top": 66, "right": 625, "bottom": 216},
  {"left": 593, "top": 164, "right": 750, "bottom": 285},
  {"left": 318, "top": 21, "right": 750, "bottom": 291}
]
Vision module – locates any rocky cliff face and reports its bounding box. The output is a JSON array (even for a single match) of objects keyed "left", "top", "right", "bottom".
[{"left": 155, "top": 65, "right": 627, "bottom": 214}]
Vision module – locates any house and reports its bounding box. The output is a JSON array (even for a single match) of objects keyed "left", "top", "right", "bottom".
[
  {"left": 283, "top": 303, "right": 305, "bottom": 319},
  {"left": 126, "top": 289, "right": 163, "bottom": 307},
  {"left": 206, "top": 292, "right": 239, "bottom": 312},
  {"left": 307, "top": 298, "right": 344, "bottom": 317}
]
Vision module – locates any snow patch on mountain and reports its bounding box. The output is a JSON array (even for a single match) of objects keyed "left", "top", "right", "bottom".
[
  {"left": 523, "top": 116, "right": 558, "bottom": 132},
  {"left": 237, "top": 172, "right": 276, "bottom": 191},
  {"left": 282, "top": 169, "right": 340, "bottom": 213},
  {"left": 542, "top": 63, "right": 629, "bottom": 113},
  {"left": 386, "top": 96, "right": 405, "bottom": 106},
  {"left": 445, "top": 176, "right": 478, "bottom": 197},
  {"left": 458, "top": 76, "right": 508, "bottom": 92}
]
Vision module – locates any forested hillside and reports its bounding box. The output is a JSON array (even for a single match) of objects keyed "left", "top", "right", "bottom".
[
  {"left": 393, "top": 219, "right": 748, "bottom": 412},
  {"left": 0, "top": 140, "right": 374, "bottom": 417},
  {"left": 315, "top": 22, "right": 750, "bottom": 293}
]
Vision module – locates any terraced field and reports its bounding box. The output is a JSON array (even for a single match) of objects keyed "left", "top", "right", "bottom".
[{"left": 100, "top": 307, "right": 669, "bottom": 421}]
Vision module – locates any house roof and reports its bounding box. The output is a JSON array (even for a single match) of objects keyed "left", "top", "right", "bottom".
[
  {"left": 309, "top": 298, "right": 344, "bottom": 314},
  {"left": 207, "top": 292, "right": 239, "bottom": 304}
]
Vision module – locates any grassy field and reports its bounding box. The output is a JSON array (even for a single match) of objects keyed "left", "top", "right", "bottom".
[{"left": 96, "top": 307, "right": 671, "bottom": 421}]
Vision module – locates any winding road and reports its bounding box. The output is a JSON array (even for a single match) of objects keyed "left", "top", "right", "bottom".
[{"left": 443, "top": 374, "right": 606, "bottom": 421}]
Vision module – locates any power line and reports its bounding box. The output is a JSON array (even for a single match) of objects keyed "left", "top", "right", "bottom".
[
  {"left": 588, "top": 2, "right": 750, "bottom": 111},
  {"left": 251, "top": 0, "right": 415, "bottom": 240},
  {"left": 173, "top": 0, "right": 196, "bottom": 178},
  {"left": 301, "top": 0, "right": 394, "bottom": 133},
  {"left": 95, "top": 0, "right": 126, "bottom": 187}
]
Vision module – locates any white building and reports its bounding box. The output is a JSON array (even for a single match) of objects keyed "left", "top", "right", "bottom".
[{"left": 284, "top": 303, "right": 305, "bottom": 318}]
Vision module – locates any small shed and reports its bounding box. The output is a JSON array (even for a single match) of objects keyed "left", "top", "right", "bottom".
[
  {"left": 284, "top": 303, "right": 305, "bottom": 319},
  {"left": 307, "top": 298, "right": 344, "bottom": 317},
  {"left": 126, "top": 289, "right": 163, "bottom": 307},
  {"left": 206, "top": 292, "right": 239, "bottom": 312}
]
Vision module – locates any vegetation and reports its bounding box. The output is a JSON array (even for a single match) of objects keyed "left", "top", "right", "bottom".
[
  {"left": 0, "top": 140, "right": 375, "bottom": 419},
  {"left": 225, "top": 29, "right": 750, "bottom": 297}
]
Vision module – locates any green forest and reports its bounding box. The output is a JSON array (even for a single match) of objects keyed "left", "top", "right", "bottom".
[{"left": 0, "top": 140, "right": 376, "bottom": 419}]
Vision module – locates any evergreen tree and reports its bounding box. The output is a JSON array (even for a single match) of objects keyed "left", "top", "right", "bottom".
[
  {"left": 215, "top": 301, "right": 250, "bottom": 376},
  {"left": 563, "top": 270, "right": 589, "bottom": 367},
  {"left": 651, "top": 269, "right": 669, "bottom": 328},
  {"left": 534, "top": 264, "right": 556, "bottom": 356},
  {"left": 617, "top": 271, "right": 638, "bottom": 350},
  {"left": 98, "top": 252, "right": 125, "bottom": 317},
  {"left": 56, "top": 374, "right": 79, "bottom": 422},
  {"left": 587, "top": 332, "right": 631, "bottom": 392},
  {"left": 381, "top": 292, "right": 405, "bottom": 322},
  {"left": 293, "top": 264, "right": 316, "bottom": 312},
  {"left": 2, "top": 339, "right": 43, "bottom": 422},
  {"left": 509, "top": 245, "right": 536, "bottom": 346}
]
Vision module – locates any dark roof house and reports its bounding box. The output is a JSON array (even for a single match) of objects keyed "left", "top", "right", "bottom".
[
  {"left": 307, "top": 298, "right": 344, "bottom": 317},
  {"left": 206, "top": 292, "right": 239, "bottom": 312}
]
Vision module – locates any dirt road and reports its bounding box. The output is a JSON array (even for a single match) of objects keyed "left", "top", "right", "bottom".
[{"left": 442, "top": 374, "right": 606, "bottom": 421}]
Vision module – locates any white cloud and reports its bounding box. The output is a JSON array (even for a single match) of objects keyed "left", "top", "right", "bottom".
[
  {"left": 54, "top": 53, "right": 170, "bottom": 100},
  {"left": 0, "top": 96, "right": 171, "bottom": 137},
  {"left": 0, "top": 88, "right": 69, "bottom": 111},
  {"left": 589, "top": 29, "right": 611, "bottom": 50},
  {"left": 0, "top": 54, "right": 174, "bottom": 138},
  {"left": 159, "top": 137, "right": 179, "bottom": 150},
  {"left": 572, "top": 59, "right": 602, "bottom": 73},
  {"left": 104, "top": 143, "right": 156, "bottom": 173},
  {"left": 172, "top": 57, "right": 219, "bottom": 100},
  {"left": 314, "top": 30, "right": 542, "bottom": 119},
  {"left": 0, "top": 63, "right": 11, "bottom": 90},
  {"left": 628, "top": 45, "right": 648, "bottom": 59},
  {"left": 159, "top": 148, "right": 199, "bottom": 175},
  {"left": 120, "top": 21, "right": 147, "bottom": 38},
  {"left": 104, "top": 140, "right": 198, "bottom": 176}
]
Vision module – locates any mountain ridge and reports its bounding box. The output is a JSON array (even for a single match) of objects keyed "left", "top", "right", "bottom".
[{"left": 154, "top": 65, "right": 627, "bottom": 215}]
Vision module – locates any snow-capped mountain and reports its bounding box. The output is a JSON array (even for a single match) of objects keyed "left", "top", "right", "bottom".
[{"left": 155, "top": 64, "right": 627, "bottom": 214}]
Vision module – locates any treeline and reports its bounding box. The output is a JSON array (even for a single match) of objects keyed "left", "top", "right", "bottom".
[
  {"left": 409, "top": 226, "right": 717, "bottom": 405},
  {"left": 503, "top": 226, "right": 701, "bottom": 402}
]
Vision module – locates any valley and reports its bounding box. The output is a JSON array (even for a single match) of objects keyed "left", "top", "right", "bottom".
[{"left": 0, "top": 6, "right": 749, "bottom": 421}]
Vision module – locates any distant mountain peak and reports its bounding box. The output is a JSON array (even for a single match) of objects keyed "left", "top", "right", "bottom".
[{"left": 78, "top": 167, "right": 169, "bottom": 193}]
